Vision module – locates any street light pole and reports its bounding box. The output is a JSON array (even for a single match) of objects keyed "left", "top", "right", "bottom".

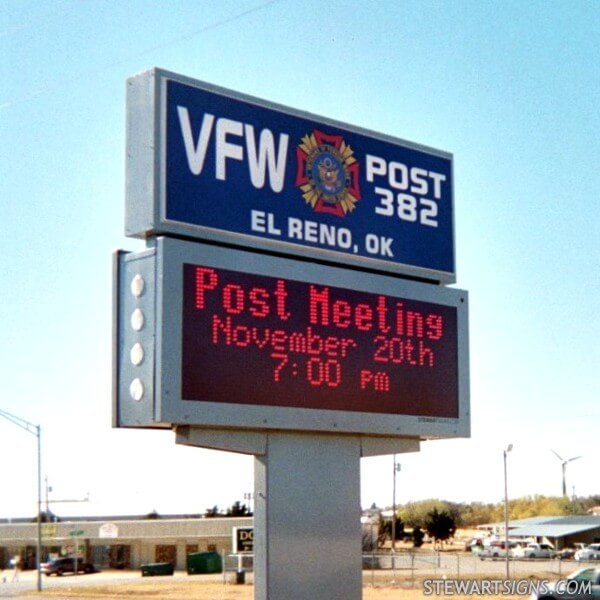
[
  {"left": 36, "top": 423, "right": 42, "bottom": 591},
  {"left": 0, "top": 408, "right": 43, "bottom": 592},
  {"left": 391, "top": 456, "right": 400, "bottom": 553},
  {"left": 503, "top": 444, "right": 513, "bottom": 580}
]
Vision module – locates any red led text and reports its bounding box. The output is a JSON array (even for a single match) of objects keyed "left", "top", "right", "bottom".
[
  {"left": 188, "top": 266, "right": 452, "bottom": 397},
  {"left": 195, "top": 267, "right": 291, "bottom": 320}
]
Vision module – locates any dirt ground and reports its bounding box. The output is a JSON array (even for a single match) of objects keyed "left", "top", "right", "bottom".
[{"left": 28, "top": 580, "right": 522, "bottom": 600}]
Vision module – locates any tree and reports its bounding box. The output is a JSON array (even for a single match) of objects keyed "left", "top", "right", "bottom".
[
  {"left": 204, "top": 505, "right": 221, "bottom": 518},
  {"left": 370, "top": 494, "right": 600, "bottom": 532},
  {"left": 226, "top": 500, "right": 252, "bottom": 517},
  {"left": 459, "top": 502, "right": 499, "bottom": 526},
  {"left": 400, "top": 499, "right": 451, "bottom": 529},
  {"left": 34, "top": 511, "right": 60, "bottom": 523},
  {"left": 412, "top": 526, "right": 424, "bottom": 548},
  {"left": 393, "top": 517, "right": 405, "bottom": 541},
  {"left": 425, "top": 508, "right": 456, "bottom": 548},
  {"left": 362, "top": 522, "right": 378, "bottom": 552},
  {"left": 379, "top": 514, "right": 405, "bottom": 543},
  {"left": 560, "top": 496, "right": 589, "bottom": 515}
]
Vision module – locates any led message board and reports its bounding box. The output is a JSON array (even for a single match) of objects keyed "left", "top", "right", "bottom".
[
  {"left": 182, "top": 265, "right": 458, "bottom": 417},
  {"left": 126, "top": 68, "right": 455, "bottom": 283},
  {"left": 114, "top": 238, "right": 469, "bottom": 438}
]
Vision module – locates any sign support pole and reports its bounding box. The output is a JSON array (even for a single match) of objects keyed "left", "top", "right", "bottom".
[
  {"left": 176, "top": 427, "right": 421, "bottom": 600},
  {"left": 254, "top": 432, "right": 362, "bottom": 600}
]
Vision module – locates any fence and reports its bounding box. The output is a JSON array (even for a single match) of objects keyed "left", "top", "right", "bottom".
[
  {"left": 361, "top": 550, "right": 593, "bottom": 585},
  {"left": 223, "top": 549, "right": 593, "bottom": 583}
]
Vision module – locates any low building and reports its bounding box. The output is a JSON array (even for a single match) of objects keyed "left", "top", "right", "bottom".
[
  {"left": 478, "top": 515, "right": 600, "bottom": 549},
  {"left": 0, "top": 515, "right": 253, "bottom": 570},
  {"left": 510, "top": 516, "right": 600, "bottom": 549}
]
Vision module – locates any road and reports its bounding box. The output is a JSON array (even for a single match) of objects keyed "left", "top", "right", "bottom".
[{"left": 0, "top": 568, "right": 227, "bottom": 598}]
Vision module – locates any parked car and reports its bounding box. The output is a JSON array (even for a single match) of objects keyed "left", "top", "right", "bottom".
[
  {"left": 514, "top": 543, "right": 556, "bottom": 559},
  {"left": 559, "top": 545, "right": 589, "bottom": 560},
  {"left": 479, "top": 541, "right": 518, "bottom": 560},
  {"left": 41, "top": 557, "right": 95, "bottom": 576},
  {"left": 576, "top": 545, "right": 600, "bottom": 562},
  {"left": 529, "top": 567, "right": 600, "bottom": 600},
  {"left": 464, "top": 537, "right": 484, "bottom": 552}
]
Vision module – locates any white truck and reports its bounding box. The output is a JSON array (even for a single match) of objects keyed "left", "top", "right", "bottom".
[{"left": 513, "top": 542, "right": 555, "bottom": 559}]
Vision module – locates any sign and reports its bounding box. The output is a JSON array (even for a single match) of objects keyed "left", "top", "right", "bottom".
[
  {"left": 233, "top": 527, "right": 254, "bottom": 553},
  {"left": 114, "top": 237, "right": 469, "bottom": 438},
  {"left": 69, "top": 529, "right": 85, "bottom": 537},
  {"left": 126, "top": 69, "right": 455, "bottom": 283},
  {"left": 41, "top": 524, "right": 57, "bottom": 540},
  {"left": 117, "top": 68, "right": 469, "bottom": 600},
  {"left": 99, "top": 523, "right": 119, "bottom": 539}
]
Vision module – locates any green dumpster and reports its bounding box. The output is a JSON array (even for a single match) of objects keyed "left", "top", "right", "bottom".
[
  {"left": 186, "top": 551, "right": 223, "bottom": 575},
  {"left": 140, "top": 562, "right": 175, "bottom": 576}
]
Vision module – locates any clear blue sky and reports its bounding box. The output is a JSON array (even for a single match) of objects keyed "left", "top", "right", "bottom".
[{"left": 1, "top": 0, "right": 598, "bottom": 518}]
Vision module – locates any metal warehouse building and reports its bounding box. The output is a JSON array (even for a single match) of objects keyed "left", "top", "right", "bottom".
[
  {"left": 509, "top": 515, "right": 600, "bottom": 548},
  {"left": 478, "top": 515, "right": 600, "bottom": 549},
  {"left": 0, "top": 515, "right": 253, "bottom": 571}
]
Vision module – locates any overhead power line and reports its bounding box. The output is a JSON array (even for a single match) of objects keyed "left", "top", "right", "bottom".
[{"left": 0, "top": 0, "right": 283, "bottom": 111}]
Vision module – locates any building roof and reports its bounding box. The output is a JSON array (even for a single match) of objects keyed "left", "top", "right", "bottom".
[
  {"left": 506, "top": 516, "right": 600, "bottom": 539},
  {"left": 479, "top": 515, "right": 600, "bottom": 539},
  {"left": 478, "top": 516, "right": 558, "bottom": 529},
  {"left": 510, "top": 515, "right": 600, "bottom": 538},
  {"left": 540, "top": 516, "right": 600, "bottom": 526},
  {"left": 510, "top": 522, "right": 600, "bottom": 538},
  {"left": 0, "top": 516, "right": 254, "bottom": 542}
]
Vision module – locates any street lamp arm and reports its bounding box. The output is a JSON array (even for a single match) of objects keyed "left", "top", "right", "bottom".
[
  {"left": 0, "top": 408, "right": 39, "bottom": 437},
  {"left": 47, "top": 497, "right": 90, "bottom": 504}
]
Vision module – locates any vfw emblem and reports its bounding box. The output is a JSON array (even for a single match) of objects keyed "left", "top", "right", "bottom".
[{"left": 295, "top": 129, "right": 361, "bottom": 217}]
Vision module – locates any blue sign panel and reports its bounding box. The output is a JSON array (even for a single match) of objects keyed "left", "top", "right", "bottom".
[{"left": 126, "top": 69, "right": 455, "bottom": 282}]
